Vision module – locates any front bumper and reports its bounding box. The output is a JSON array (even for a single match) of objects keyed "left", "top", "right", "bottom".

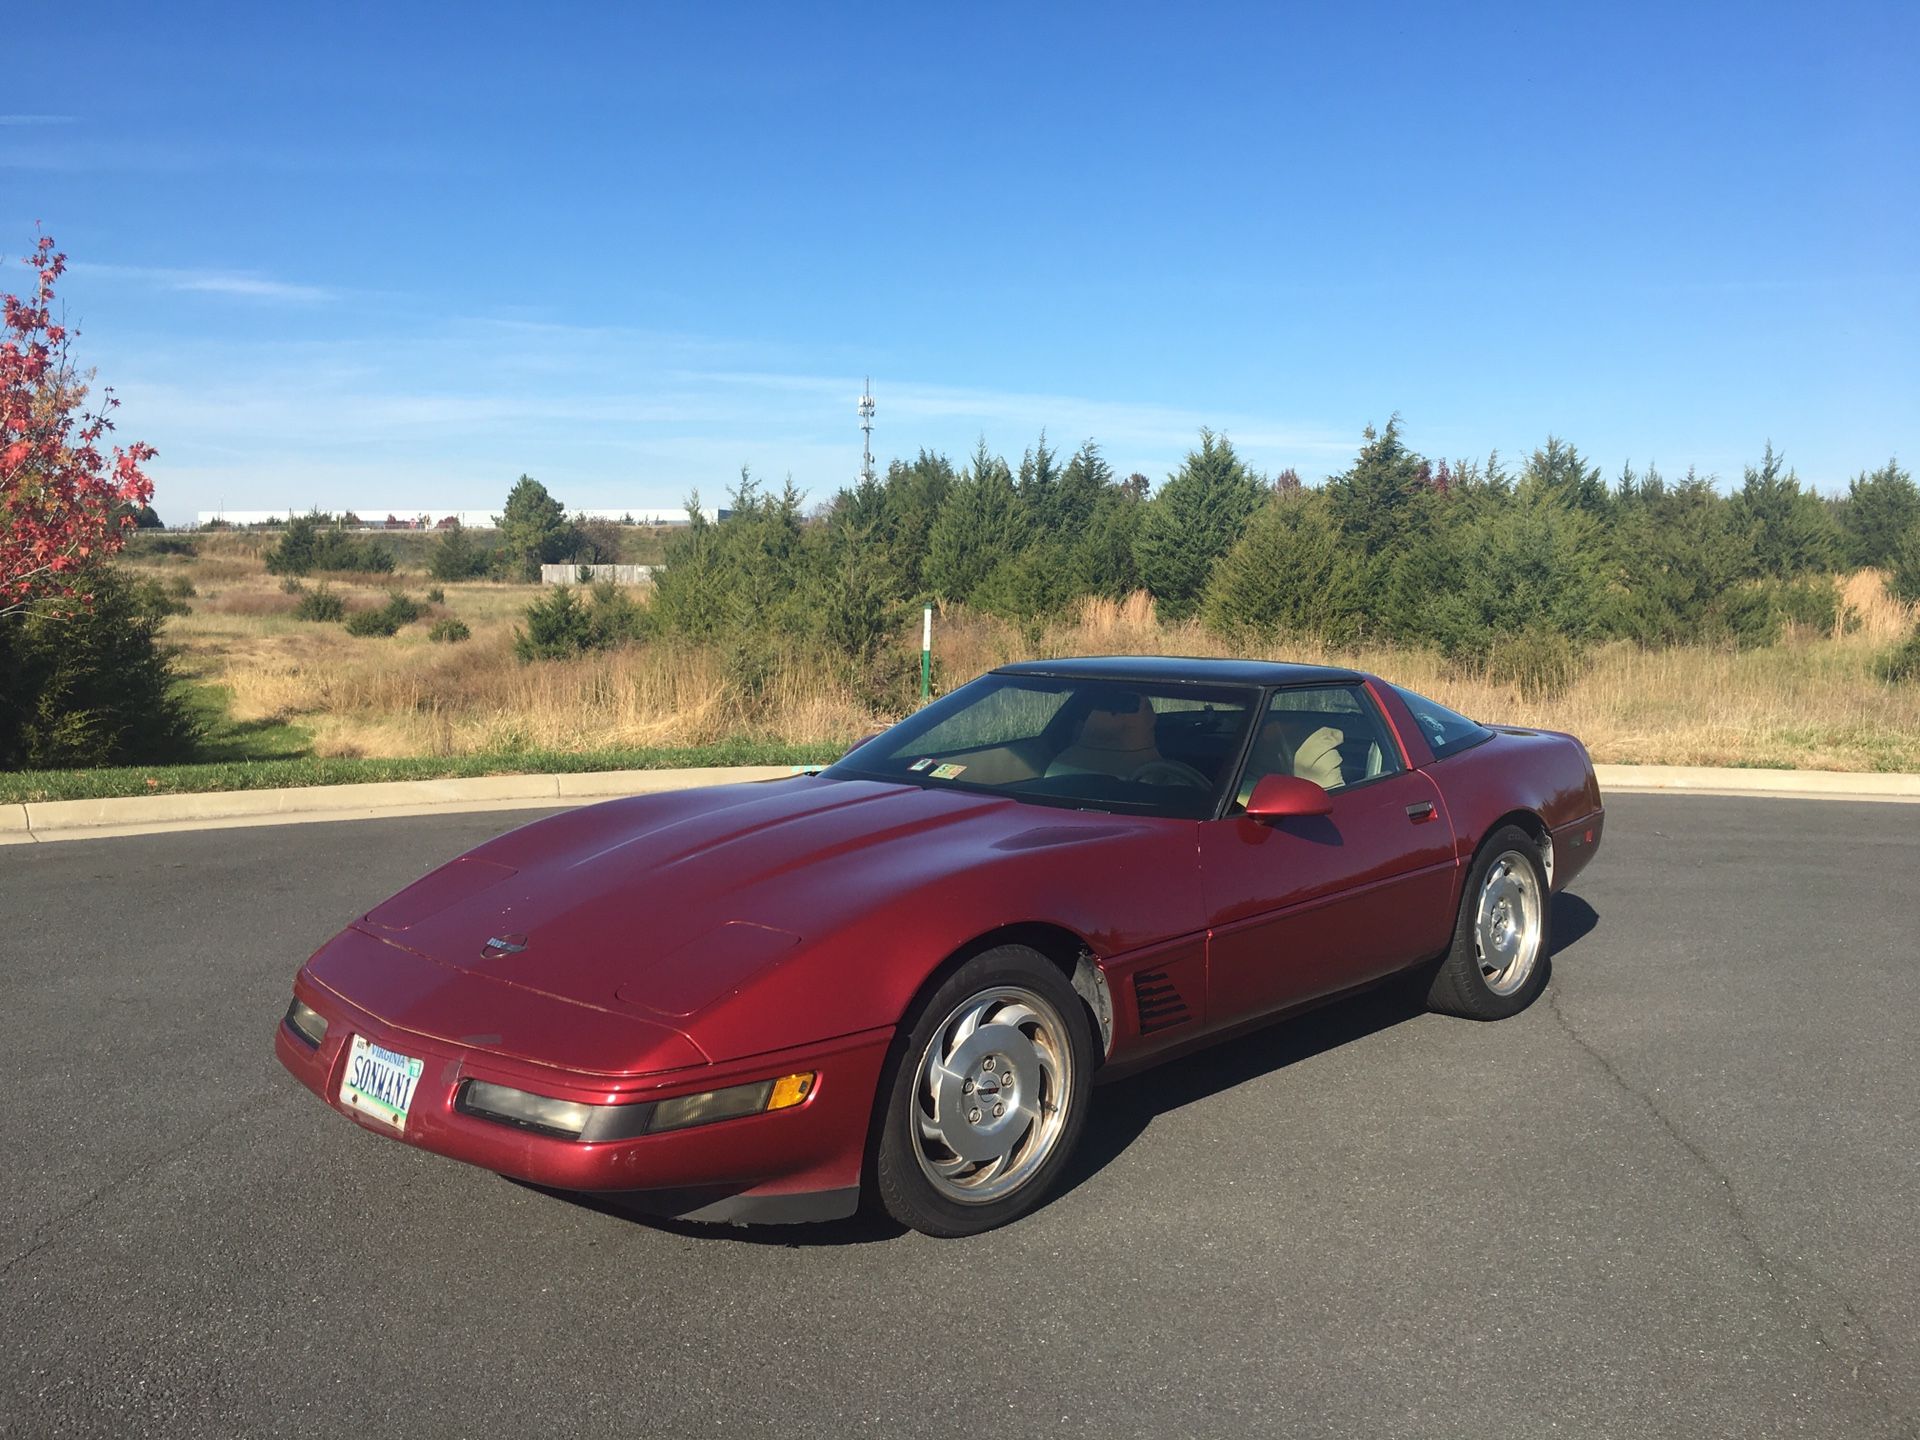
[{"left": 275, "top": 975, "right": 892, "bottom": 1222}]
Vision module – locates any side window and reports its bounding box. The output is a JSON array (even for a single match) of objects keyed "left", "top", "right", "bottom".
[
  {"left": 1234, "top": 685, "right": 1404, "bottom": 806},
  {"left": 1391, "top": 686, "right": 1493, "bottom": 759}
]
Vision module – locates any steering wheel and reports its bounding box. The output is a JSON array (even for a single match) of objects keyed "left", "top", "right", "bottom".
[{"left": 1128, "top": 759, "right": 1212, "bottom": 790}]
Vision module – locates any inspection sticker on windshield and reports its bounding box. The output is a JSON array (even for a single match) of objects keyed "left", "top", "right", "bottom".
[
  {"left": 908, "top": 758, "right": 933, "bottom": 771},
  {"left": 930, "top": 763, "right": 967, "bottom": 780},
  {"left": 339, "top": 1035, "right": 425, "bottom": 1132}
]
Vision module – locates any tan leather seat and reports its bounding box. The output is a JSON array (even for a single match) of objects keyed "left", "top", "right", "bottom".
[
  {"left": 1046, "top": 694, "right": 1161, "bottom": 778},
  {"left": 1291, "top": 725, "right": 1346, "bottom": 789}
]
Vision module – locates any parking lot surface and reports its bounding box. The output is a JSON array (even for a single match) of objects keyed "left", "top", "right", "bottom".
[{"left": 1, "top": 794, "right": 1913, "bottom": 1438}]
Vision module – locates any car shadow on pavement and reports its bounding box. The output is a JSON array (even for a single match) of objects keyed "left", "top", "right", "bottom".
[
  {"left": 1052, "top": 889, "right": 1600, "bottom": 1209},
  {"left": 529, "top": 890, "right": 1601, "bottom": 1246}
]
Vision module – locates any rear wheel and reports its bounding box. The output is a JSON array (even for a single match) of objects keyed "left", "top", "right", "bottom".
[
  {"left": 1426, "top": 825, "right": 1551, "bottom": 1020},
  {"left": 874, "top": 945, "right": 1093, "bottom": 1237}
]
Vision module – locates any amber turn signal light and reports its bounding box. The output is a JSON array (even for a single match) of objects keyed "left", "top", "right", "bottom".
[{"left": 767, "top": 1073, "right": 816, "bottom": 1111}]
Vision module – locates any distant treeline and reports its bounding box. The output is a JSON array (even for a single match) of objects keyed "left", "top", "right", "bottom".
[{"left": 617, "top": 424, "right": 1917, "bottom": 691}]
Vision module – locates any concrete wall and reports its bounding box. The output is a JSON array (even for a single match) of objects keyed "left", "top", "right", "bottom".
[{"left": 540, "top": 563, "right": 658, "bottom": 586}]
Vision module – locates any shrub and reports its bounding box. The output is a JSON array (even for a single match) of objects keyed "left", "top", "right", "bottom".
[
  {"left": 166, "top": 575, "right": 197, "bottom": 599},
  {"left": 514, "top": 586, "right": 595, "bottom": 660},
  {"left": 513, "top": 583, "right": 650, "bottom": 660},
  {"left": 1890, "top": 520, "right": 1920, "bottom": 605},
  {"left": 343, "top": 592, "right": 422, "bottom": 637},
  {"left": 344, "top": 606, "right": 400, "bottom": 637},
  {"left": 1711, "top": 585, "right": 1786, "bottom": 650},
  {"left": 1487, "top": 627, "right": 1585, "bottom": 700},
  {"left": 381, "top": 592, "right": 424, "bottom": 626},
  {"left": 264, "top": 514, "right": 396, "bottom": 576},
  {"left": 130, "top": 575, "right": 192, "bottom": 618},
  {"left": 428, "top": 616, "right": 471, "bottom": 644},
  {"left": 428, "top": 524, "right": 490, "bottom": 582},
  {"left": 426, "top": 586, "right": 446, "bottom": 605},
  {"left": 1772, "top": 577, "right": 1839, "bottom": 635},
  {"left": 1876, "top": 627, "right": 1920, "bottom": 684},
  {"left": 0, "top": 566, "right": 198, "bottom": 768},
  {"left": 280, "top": 576, "right": 306, "bottom": 595},
  {"left": 293, "top": 586, "right": 345, "bottom": 622}
]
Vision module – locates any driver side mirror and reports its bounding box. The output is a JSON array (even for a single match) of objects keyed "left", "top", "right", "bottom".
[{"left": 1244, "top": 772, "right": 1334, "bottom": 822}]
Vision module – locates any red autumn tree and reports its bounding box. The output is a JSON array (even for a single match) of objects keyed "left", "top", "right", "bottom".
[{"left": 2, "top": 233, "right": 155, "bottom": 618}]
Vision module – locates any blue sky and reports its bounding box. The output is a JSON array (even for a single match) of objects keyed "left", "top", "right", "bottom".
[{"left": 5, "top": 1, "right": 1916, "bottom": 520}]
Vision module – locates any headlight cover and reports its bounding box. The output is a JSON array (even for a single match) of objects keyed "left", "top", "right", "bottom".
[
  {"left": 285, "top": 998, "right": 328, "bottom": 1048},
  {"left": 457, "top": 1072, "right": 816, "bottom": 1143}
]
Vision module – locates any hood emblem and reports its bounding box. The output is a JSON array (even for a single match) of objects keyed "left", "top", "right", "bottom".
[{"left": 482, "top": 933, "right": 528, "bottom": 957}]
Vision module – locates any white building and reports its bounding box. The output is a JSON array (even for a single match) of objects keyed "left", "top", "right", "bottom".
[{"left": 194, "top": 506, "right": 708, "bottom": 529}]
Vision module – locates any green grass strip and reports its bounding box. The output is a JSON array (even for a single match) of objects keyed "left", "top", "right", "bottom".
[{"left": 0, "top": 740, "right": 836, "bottom": 806}]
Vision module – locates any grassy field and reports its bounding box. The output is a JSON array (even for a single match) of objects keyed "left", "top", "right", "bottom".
[
  {"left": 0, "top": 742, "right": 824, "bottom": 806},
  {"left": 98, "top": 535, "right": 1920, "bottom": 791}
]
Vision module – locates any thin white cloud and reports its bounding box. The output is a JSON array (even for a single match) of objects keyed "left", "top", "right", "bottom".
[{"left": 69, "top": 261, "right": 335, "bottom": 304}]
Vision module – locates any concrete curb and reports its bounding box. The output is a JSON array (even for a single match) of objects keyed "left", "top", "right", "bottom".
[
  {"left": 2, "top": 760, "right": 1916, "bottom": 847},
  {"left": 1593, "top": 764, "right": 1920, "bottom": 803},
  {"left": 2, "top": 765, "right": 807, "bottom": 845}
]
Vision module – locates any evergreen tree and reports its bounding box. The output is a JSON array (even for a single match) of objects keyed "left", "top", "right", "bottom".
[
  {"left": 1729, "top": 443, "right": 1839, "bottom": 579},
  {"left": 845, "top": 449, "right": 956, "bottom": 598},
  {"left": 819, "top": 522, "right": 904, "bottom": 668},
  {"left": 976, "top": 538, "right": 1074, "bottom": 628},
  {"left": 1055, "top": 440, "right": 1113, "bottom": 537},
  {"left": 1521, "top": 436, "right": 1608, "bottom": 514},
  {"left": 1323, "top": 418, "right": 1433, "bottom": 560},
  {"left": 1133, "top": 430, "right": 1264, "bottom": 620},
  {"left": 0, "top": 567, "right": 198, "bottom": 767},
  {"left": 263, "top": 513, "right": 321, "bottom": 576},
  {"left": 1015, "top": 433, "right": 1062, "bottom": 533},
  {"left": 1839, "top": 459, "right": 1918, "bottom": 570},
  {"left": 428, "top": 521, "right": 489, "bottom": 581},
  {"left": 1070, "top": 485, "right": 1145, "bottom": 599},
  {"left": 495, "top": 475, "right": 576, "bottom": 581},
  {"left": 1202, "top": 491, "right": 1360, "bottom": 641},
  {"left": 1418, "top": 486, "right": 1605, "bottom": 658},
  {"left": 1602, "top": 469, "right": 1748, "bottom": 643},
  {"left": 924, "top": 440, "right": 1026, "bottom": 603},
  {"left": 1888, "top": 520, "right": 1920, "bottom": 605}
]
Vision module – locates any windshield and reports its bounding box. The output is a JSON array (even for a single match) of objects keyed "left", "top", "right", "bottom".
[{"left": 822, "top": 672, "right": 1257, "bottom": 819}]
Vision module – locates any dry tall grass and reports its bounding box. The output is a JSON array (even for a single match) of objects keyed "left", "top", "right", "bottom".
[{"left": 125, "top": 548, "right": 1920, "bottom": 770}]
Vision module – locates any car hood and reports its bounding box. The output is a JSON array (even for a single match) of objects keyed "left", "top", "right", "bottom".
[{"left": 343, "top": 775, "right": 1149, "bottom": 1044}]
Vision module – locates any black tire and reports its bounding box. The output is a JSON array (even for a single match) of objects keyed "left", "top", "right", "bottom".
[
  {"left": 1426, "top": 824, "right": 1552, "bottom": 1020},
  {"left": 874, "top": 944, "right": 1094, "bottom": 1237}
]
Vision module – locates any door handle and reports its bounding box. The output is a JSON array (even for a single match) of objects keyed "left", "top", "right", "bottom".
[{"left": 1405, "top": 801, "right": 1436, "bottom": 823}]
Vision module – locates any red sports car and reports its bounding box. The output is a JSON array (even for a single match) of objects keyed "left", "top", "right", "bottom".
[{"left": 277, "top": 658, "right": 1604, "bottom": 1236}]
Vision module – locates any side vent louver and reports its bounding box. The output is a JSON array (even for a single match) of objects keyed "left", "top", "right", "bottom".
[{"left": 1132, "top": 969, "right": 1191, "bottom": 1034}]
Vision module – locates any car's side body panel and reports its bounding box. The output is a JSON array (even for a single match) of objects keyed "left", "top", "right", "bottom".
[
  {"left": 1199, "top": 767, "right": 1456, "bottom": 1023},
  {"left": 1419, "top": 727, "right": 1605, "bottom": 896}
]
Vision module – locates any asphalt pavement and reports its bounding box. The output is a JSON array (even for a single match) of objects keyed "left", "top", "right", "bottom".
[{"left": 0, "top": 795, "right": 1914, "bottom": 1439}]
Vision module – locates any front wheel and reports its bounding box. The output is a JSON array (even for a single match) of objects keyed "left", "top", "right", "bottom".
[
  {"left": 874, "top": 945, "right": 1094, "bottom": 1237},
  {"left": 1426, "top": 825, "right": 1552, "bottom": 1020}
]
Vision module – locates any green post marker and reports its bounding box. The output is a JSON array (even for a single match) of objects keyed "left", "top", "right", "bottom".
[{"left": 920, "top": 605, "right": 932, "bottom": 703}]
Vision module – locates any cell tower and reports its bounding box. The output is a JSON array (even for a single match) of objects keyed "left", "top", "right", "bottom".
[{"left": 857, "top": 377, "right": 876, "bottom": 488}]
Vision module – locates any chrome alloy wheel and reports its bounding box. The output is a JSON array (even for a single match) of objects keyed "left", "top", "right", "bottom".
[
  {"left": 1474, "top": 849, "right": 1544, "bottom": 996},
  {"left": 911, "top": 985, "right": 1074, "bottom": 1205}
]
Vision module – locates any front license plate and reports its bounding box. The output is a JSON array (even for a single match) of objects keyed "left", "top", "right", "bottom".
[{"left": 339, "top": 1035, "right": 425, "bottom": 1132}]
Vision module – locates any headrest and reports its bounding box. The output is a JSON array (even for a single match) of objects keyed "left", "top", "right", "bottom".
[{"left": 1074, "top": 693, "right": 1157, "bottom": 752}]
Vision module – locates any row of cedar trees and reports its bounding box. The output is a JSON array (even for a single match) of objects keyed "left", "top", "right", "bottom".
[{"left": 550, "top": 425, "right": 1920, "bottom": 698}]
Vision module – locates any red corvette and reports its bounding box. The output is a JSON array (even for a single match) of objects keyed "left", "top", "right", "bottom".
[{"left": 277, "top": 658, "right": 1604, "bottom": 1235}]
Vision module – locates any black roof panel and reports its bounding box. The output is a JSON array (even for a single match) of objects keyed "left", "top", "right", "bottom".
[{"left": 994, "top": 655, "right": 1364, "bottom": 686}]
